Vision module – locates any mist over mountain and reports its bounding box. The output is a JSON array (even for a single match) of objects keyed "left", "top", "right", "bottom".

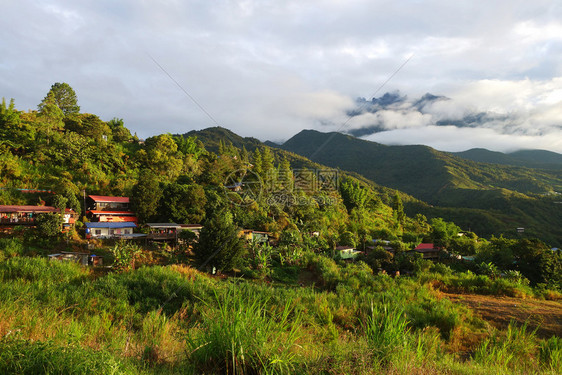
[{"left": 328, "top": 91, "right": 562, "bottom": 154}]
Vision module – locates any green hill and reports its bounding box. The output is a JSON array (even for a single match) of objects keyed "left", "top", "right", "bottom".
[
  {"left": 276, "top": 129, "right": 562, "bottom": 246},
  {"left": 454, "top": 148, "right": 562, "bottom": 169}
]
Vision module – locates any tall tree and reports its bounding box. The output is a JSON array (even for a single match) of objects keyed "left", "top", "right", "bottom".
[
  {"left": 392, "top": 193, "right": 405, "bottom": 226},
  {"left": 130, "top": 170, "right": 162, "bottom": 223},
  {"left": 158, "top": 183, "right": 206, "bottom": 223},
  {"left": 193, "top": 209, "right": 245, "bottom": 272},
  {"left": 37, "top": 92, "right": 64, "bottom": 139},
  {"left": 38, "top": 82, "right": 80, "bottom": 115}
]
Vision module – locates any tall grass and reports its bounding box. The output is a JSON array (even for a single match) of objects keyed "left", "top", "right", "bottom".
[
  {"left": 362, "top": 302, "right": 411, "bottom": 365},
  {"left": 0, "top": 337, "right": 137, "bottom": 375},
  {"left": 186, "top": 289, "right": 302, "bottom": 374},
  {"left": 474, "top": 322, "right": 538, "bottom": 372},
  {"left": 0, "top": 253, "right": 559, "bottom": 374},
  {"left": 540, "top": 336, "right": 562, "bottom": 373}
]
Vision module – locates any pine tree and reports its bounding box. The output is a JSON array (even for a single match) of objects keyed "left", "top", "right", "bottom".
[{"left": 194, "top": 209, "right": 245, "bottom": 272}]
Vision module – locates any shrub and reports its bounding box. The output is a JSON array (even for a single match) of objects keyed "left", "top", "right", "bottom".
[{"left": 0, "top": 238, "right": 24, "bottom": 259}]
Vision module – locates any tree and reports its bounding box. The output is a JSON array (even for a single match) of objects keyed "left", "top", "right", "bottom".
[
  {"left": 64, "top": 113, "right": 111, "bottom": 141},
  {"left": 130, "top": 170, "right": 162, "bottom": 223},
  {"left": 38, "top": 82, "right": 80, "bottom": 115},
  {"left": 139, "top": 134, "right": 183, "bottom": 181},
  {"left": 37, "top": 92, "right": 64, "bottom": 137},
  {"left": 51, "top": 195, "right": 68, "bottom": 212},
  {"left": 159, "top": 183, "right": 206, "bottom": 223},
  {"left": 36, "top": 213, "right": 63, "bottom": 238},
  {"left": 340, "top": 181, "right": 369, "bottom": 212},
  {"left": 108, "top": 118, "right": 133, "bottom": 142},
  {"left": 193, "top": 209, "right": 245, "bottom": 272},
  {"left": 392, "top": 193, "right": 405, "bottom": 226}
]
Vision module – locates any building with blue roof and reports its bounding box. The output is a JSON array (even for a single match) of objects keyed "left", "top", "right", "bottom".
[{"left": 85, "top": 222, "right": 136, "bottom": 239}]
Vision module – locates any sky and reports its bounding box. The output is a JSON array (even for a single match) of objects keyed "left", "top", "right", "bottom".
[{"left": 1, "top": 0, "right": 562, "bottom": 153}]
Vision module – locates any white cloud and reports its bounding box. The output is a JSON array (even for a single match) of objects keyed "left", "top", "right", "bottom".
[
  {"left": 0, "top": 0, "right": 561, "bottom": 154},
  {"left": 364, "top": 125, "right": 562, "bottom": 153}
]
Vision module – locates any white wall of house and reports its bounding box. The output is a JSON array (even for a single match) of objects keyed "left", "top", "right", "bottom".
[{"left": 90, "top": 227, "right": 133, "bottom": 238}]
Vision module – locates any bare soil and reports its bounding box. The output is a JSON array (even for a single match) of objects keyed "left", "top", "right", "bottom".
[{"left": 443, "top": 293, "right": 562, "bottom": 338}]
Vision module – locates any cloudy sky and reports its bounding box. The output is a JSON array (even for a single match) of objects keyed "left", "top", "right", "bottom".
[{"left": 1, "top": 0, "right": 562, "bottom": 153}]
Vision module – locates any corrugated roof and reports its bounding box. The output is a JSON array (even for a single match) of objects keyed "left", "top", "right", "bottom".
[
  {"left": 87, "top": 195, "right": 130, "bottom": 203},
  {"left": 0, "top": 205, "right": 59, "bottom": 213},
  {"left": 414, "top": 243, "right": 439, "bottom": 252},
  {"left": 88, "top": 210, "right": 135, "bottom": 215},
  {"left": 146, "top": 223, "right": 180, "bottom": 228},
  {"left": 85, "top": 222, "right": 137, "bottom": 228}
]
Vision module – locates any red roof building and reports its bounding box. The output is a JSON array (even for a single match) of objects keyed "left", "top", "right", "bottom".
[
  {"left": 0, "top": 205, "right": 77, "bottom": 229},
  {"left": 413, "top": 243, "right": 442, "bottom": 260},
  {"left": 86, "top": 195, "right": 137, "bottom": 224}
]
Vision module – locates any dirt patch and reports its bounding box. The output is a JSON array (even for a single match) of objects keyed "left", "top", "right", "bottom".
[{"left": 444, "top": 293, "right": 562, "bottom": 338}]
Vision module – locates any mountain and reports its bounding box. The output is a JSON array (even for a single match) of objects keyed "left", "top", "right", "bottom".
[
  {"left": 182, "top": 127, "right": 411, "bottom": 206},
  {"left": 454, "top": 148, "right": 562, "bottom": 169},
  {"left": 276, "top": 129, "right": 562, "bottom": 245},
  {"left": 183, "top": 126, "right": 263, "bottom": 153}
]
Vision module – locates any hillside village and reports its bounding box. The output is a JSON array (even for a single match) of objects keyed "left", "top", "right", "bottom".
[
  {"left": 1, "top": 85, "right": 561, "bottom": 374},
  {"left": 0, "top": 190, "right": 461, "bottom": 269}
]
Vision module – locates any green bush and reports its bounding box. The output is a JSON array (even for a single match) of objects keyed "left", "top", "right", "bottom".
[{"left": 0, "top": 238, "right": 24, "bottom": 259}]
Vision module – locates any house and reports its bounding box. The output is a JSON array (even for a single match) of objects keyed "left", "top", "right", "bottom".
[
  {"left": 48, "top": 252, "right": 103, "bottom": 266},
  {"left": 86, "top": 195, "right": 137, "bottom": 224},
  {"left": 336, "top": 245, "right": 362, "bottom": 260},
  {"left": 85, "top": 222, "right": 136, "bottom": 239},
  {"left": 0, "top": 205, "right": 77, "bottom": 231},
  {"left": 225, "top": 182, "right": 243, "bottom": 192},
  {"left": 239, "top": 229, "right": 271, "bottom": 243},
  {"left": 48, "top": 252, "right": 89, "bottom": 266},
  {"left": 178, "top": 224, "right": 203, "bottom": 237},
  {"left": 145, "top": 223, "right": 181, "bottom": 241},
  {"left": 412, "top": 243, "right": 442, "bottom": 261}
]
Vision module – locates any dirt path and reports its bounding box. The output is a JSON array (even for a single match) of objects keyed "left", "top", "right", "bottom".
[{"left": 443, "top": 293, "right": 562, "bottom": 338}]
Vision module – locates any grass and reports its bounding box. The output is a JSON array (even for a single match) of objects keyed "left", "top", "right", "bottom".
[{"left": 0, "top": 252, "right": 560, "bottom": 374}]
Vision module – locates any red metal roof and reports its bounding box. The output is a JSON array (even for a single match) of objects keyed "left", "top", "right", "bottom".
[
  {"left": 88, "top": 210, "right": 135, "bottom": 215},
  {"left": 87, "top": 195, "right": 129, "bottom": 203},
  {"left": 415, "top": 243, "right": 435, "bottom": 250},
  {"left": 414, "top": 243, "right": 440, "bottom": 252},
  {"left": 0, "top": 205, "right": 59, "bottom": 213},
  {"left": 0, "top": 206, "right": 76, "bottom": 214}
]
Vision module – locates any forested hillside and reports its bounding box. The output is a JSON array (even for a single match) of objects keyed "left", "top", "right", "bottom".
[{"left": 277, "top": 129, "right": 562, "bottom": 246}]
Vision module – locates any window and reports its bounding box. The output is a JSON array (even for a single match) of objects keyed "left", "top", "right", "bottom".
[{"left": 95, "top": 230, "right": 101, "bottom": 235}]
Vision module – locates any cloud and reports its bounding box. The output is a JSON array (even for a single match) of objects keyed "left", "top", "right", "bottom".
[
  {"left": 0, "top": 0, "right": 561, "bottom": 153},
  {"left": 364, "top": 125, "right": 562, "bottom": 154}
]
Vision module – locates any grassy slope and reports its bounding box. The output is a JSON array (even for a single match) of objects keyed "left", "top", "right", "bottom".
[{"left": 1, "top": 254, "right": 561, "bottom": 374}]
